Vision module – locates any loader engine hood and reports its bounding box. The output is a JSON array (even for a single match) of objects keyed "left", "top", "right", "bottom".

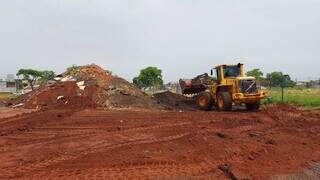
[{"left": 236, "top": 77, "right": 258, "bottom": 94}]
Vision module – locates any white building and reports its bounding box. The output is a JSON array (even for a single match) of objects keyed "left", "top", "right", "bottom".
[{"left": 0, "top": 74, "right": 17, "bottom": 93}]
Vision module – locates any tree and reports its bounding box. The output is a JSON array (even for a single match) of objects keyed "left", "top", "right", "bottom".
[
  {"left": 39, "top": 70, "right": 56, "bottom": 85},
  {"left": 65, "top": 64, "right": 79, "bottom": 75},
  {"left": 17, "top": 69, "right": 56, "bottom": 90},
  {"left": 246, "top": 68, "right": 264, "bottom": 81},
  {"left": 133, "top": 67, "right": 164, "bottom": 89},
  {"left": 132, "top": 77, "right": 143, "bottom": 88},
  {"left": 266, "top": 71, "right": 296, "bottom": 87},
  {"left": 266, "top": 72, "right": 282, "bottom": 87},
  {"left": 17, "top": 69, "right": 43, "bottom": 91}
]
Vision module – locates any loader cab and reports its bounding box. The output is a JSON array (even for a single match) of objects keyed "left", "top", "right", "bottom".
[{"left": 211, "top": 63, "right": 244, "bottom": 82}]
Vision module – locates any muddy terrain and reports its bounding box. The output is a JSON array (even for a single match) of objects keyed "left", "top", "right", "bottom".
[{"left": 0, "top": 105, "right": 320, "bottom": 179}]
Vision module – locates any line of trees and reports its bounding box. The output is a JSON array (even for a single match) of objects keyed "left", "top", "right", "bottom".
[{"left": 246, "top": 68, "right": 296, "bottom": 87}]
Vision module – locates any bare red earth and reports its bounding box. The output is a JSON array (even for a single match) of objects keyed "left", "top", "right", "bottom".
[
  {"left": 0, "top": 105, "right": 320, "bottom": 179},
  {"left": 0, "top": 108, "right": 35, "bottom": 119}
]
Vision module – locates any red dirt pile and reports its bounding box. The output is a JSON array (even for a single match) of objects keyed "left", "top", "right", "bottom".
[
  {"left": 65, "top": 64, "right": 112, "bottom": 87},
  {"left": 12, "top": 81, "right": 95, "bottom": 109},
  {"left": 10, "top": 64, "right": 163, "bottom": 110}
]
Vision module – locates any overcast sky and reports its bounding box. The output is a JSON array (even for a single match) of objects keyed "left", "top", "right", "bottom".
[{"left": 0, "top": 0, "right": 319, "bottom": 82}]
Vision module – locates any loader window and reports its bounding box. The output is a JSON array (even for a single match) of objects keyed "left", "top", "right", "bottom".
[
  {"left": 210, "top": 68, "right": 217, "bottom": 80},
  {"left": 224, "top": 66, "right": 240, "bottom": 78}
]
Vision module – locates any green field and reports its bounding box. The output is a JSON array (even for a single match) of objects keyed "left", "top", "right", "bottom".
[
  {"left": 263, "top": 88, "right": 320, "bottom": 108},
  {"left": 0, "top": 93, "right": 18, "bottom": 100}
]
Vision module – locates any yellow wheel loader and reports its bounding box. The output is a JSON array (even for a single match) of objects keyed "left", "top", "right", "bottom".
[{"left": 179, "top": 63, "right": 267, "bottom": 111}]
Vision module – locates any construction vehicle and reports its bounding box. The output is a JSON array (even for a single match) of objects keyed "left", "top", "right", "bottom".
[{"left": 179, "top": 63, "right": 267, "bottom": 111}]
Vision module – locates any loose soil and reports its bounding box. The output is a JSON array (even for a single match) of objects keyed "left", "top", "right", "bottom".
[
  {"left": 9, "top": 64, "right": 164, "bottom": 110},
  {"left": 0, "top": 108, "right": 35, "bottom": 119},
  {"left": 153, "top": 91, "right": 198, "bottom": 111},
  {"left": 0, "top": 104, "right": 320, "bottom": 179}
]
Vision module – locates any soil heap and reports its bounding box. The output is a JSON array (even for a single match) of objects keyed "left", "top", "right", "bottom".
[
  {"left": 11, "top": 64, "right": 163, "bottom": 110},
  {"left": 153, "top": 91, "right": 198, "bottom": 111}
]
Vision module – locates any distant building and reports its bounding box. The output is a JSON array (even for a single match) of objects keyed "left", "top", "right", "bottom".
[
  {"left": 0, "top": 74, "right": 18, "bottom": 93},
  {"left": 312, "top": 80, "right": 320, "bottom": 88},
  {"left": 296, "top": 80, "right": 320, "bottom": 88},
  {"left": 296, "top": 81, "right": 307, "bottom": 87}
]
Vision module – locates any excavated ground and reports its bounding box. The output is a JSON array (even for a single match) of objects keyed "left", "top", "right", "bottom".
[{"left": 0, "top": 105, "right": 320, "bottom": 179}]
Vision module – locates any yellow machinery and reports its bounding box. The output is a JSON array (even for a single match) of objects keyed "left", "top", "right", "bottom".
[{"left": 179, "top": 63, "right": 267, "bottom": 111}]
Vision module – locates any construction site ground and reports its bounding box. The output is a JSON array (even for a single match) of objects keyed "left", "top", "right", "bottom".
[{"left": 1, "top": 105, "right": 320, "bottom": 179}]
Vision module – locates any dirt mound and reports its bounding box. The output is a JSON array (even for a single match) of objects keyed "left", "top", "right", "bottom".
[
  {"left": 153, "top": 91, "right": 198, "bottom": 111},
  {"left": 12, "top": 81, "right": 95, "bottom": 110},
  {"left": 11, "top": 64, "right": 163, "bottom": 110},
  {"left": 65, "top": 64, "right": 112, "bottom": 87},
  {"left": 96, "top": 77, "right": 160, "bottom": 109}
]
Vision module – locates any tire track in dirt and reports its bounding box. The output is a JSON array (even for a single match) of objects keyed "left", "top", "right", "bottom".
[
  {"left": 1, "top": 119, "right": 195, "bottom": 155},
  {"left": 14, "top": 121, "right": 194, "bottom": 146},
  {"left": 3, "top": 124, "right": 256, "bottom": 179},
  {"left": 23, "top": 161, "right": 222, "bottom": 180},
  {"left": 19, "top": 119, "right": 212, "bottom": 146},
  {"left": 2, "top": 106, "right": 320, "bottom": 179},
  {"left": 0, "top": 120, "right": 204, "bottom": 173},
  {"left": 1, "top": 107, "right": 259, "bottom": 179},
  {"left": 2, "top": 132, "right": 192, "bottom": 178}
]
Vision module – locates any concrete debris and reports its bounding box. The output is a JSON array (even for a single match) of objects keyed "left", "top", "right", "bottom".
[
  {"left": 57, "top": 96, "right": 64, "bottom": 100},
  {"left": 61, "top": 76, "right": 76, "bottom": 82},
  {"left": 11, "top": 103, "right": 24, "bottom": 108},
  {"left": 77, "top": 81, "right": 85, "bottom": 86},
  {"left": 54, "top": 77, "right": 62, "bottom": 81},
  {"left": 76, "top": 81, "right": 86, "bottom": 90}
]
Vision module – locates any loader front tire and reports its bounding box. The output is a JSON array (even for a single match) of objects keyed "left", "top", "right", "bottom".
[
  {"left": 197, "top": 92, "right": 213, "bottom": 111},
  {"left": 217, "top": 92, "right": 232, "bottom": 111}
]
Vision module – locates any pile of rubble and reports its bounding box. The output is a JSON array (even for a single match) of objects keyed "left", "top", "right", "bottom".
[
  {"left": 63, "top": 64, "right": 112, "bottom": 87},
  {"left": 11, "top": 81, "right": 95, "bottom": 109},
  {"left": 10, "top": 64, "right": 163, "bottom": 110}
]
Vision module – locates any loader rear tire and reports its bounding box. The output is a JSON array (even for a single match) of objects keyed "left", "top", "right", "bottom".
[
  {"left": 217, "top": 92, "right": 232, "bottom": 111},
  {"left": 245, "top": 102, "right": 260, "bottom": 111},
  {"left": 197, "top": 92, "right": 213, "bottom": 111}
]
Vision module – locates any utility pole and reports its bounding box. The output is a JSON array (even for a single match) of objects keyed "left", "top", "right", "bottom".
[{"left": 281, "top": 75, "right": 290, "bottom": 103}]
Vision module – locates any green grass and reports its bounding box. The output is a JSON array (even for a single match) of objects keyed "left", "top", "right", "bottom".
[
  {"left": 0, "top": 92, "right": 18, "bottom": 100},
  {"left": 263, "top": 88, "right": 320, "bottom": 108}
]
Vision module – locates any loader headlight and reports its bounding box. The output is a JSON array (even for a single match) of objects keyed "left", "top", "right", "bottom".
[{"left": 234, "top": 93, "right": 243, "bottom": 99}]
